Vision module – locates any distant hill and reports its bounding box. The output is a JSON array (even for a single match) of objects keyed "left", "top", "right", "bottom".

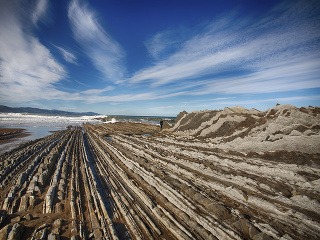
[{"left": 0, "top": 105, "right": 99, "bottom": 116}]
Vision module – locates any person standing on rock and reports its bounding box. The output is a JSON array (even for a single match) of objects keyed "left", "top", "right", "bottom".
[{"left": 160, "top": 119, "right": 164, "bottom": 129}]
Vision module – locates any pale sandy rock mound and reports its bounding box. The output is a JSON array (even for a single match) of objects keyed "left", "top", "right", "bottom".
[
  {"left": 171, "top": 107, "right": 263, "bottom": 138},
  {"left": 171, "top": 105, "right": 320, "bottom": 153},
  {"left": 171, "top": 111, "right": 188, "bottom": 131}
]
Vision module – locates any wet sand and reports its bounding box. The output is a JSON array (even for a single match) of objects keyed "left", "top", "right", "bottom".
[{"left": 0, "top": 128, "right": 29, "bottom": 144}]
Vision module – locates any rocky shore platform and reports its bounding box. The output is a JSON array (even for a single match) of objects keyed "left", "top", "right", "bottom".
[
  {"left": 0, "top": 128, "right": 29, "bottom": 144},
  {"left": 0, "top": 105, "right": 319, "bottom": 239}
]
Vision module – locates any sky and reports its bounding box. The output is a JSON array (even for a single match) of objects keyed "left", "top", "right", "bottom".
[{"left": 0, "top": 0, "right": 319, "bottom": 116}]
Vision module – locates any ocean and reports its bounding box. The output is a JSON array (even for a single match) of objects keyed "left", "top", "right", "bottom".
[{"left": 0, "top": 113, "right": 175, "bottom": 154}]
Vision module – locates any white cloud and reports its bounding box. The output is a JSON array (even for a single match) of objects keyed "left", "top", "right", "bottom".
[
  {"left": 145, "top": 30, "right": 182, "bottom": 60},
  {"left": 68, "top": 0, "right": 125, "bottom": 82},
  {"left": 32, "top": 0, "right": 49, "bottom": 26},
  {"left": 193, "top": 59, "right": 320, "bottom": 95},
  {"left": 53, "top": 44, "right": 77, "bottom": 64},
  {"left": 130, "top": 46, "right": 248, "bottom": 86},
  {"left": 177, "top": 95, "right": 320, "bottom": 111},
  {"left": 129, "top": 0, "right": 320, "bottom": 95},
  {"left": 1, "top": 0, "right": 319, "bottom": 112},
  {"left": 0, "top": 1, "right": 66, "bottom": 103},
  {"left": 81, "top": 86, "right": 114, "bottom": 95},
  {"left": 145, "top": 32, "right": 168, "bottom": 59},
  {"left": 214, "top": 95, "right": 320, "bottom": 108},
  {"left": 0, "top": 0, "right": 128, "bottom": 105}
]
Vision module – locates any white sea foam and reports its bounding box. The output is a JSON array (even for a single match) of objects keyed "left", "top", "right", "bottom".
[
  {"left": 0, "top": 113, "right": 103, "bottom": 127},
  {"left": 0, "top": 113, "right": 106, "bottom": 154}
]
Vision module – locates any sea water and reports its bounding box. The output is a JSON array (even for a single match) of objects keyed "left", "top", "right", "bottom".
[
  {"left": 0, "top": 113, "right": 175, "bottom": 154},
  {"left": 0, "top": 113, "right": 102, "bottom": 154}
]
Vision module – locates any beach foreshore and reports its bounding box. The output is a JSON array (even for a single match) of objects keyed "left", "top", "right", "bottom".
[
  {"left": 0, "top": 128, "right": 29, "bottom": 144},
  {"left": 0, "top": 105, "right": 319, "bottom": 239}
]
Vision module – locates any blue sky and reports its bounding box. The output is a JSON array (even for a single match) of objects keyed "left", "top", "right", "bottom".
[{"left": 0, "top": 0, "right": 319, "bottom": 116}]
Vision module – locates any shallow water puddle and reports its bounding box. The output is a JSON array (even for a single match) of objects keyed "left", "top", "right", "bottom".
[{"left": 105, "top": 135, "right": 113, "bottom": 141}]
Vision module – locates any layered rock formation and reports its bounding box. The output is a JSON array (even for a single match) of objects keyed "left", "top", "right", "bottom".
[
  {"left": 170, "top": 104, "right": 320, "bottom": 153},
  {"left": 0, "top": 105, "right": 319, "bottom": 239}
]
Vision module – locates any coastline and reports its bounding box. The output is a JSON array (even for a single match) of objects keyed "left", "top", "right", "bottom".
[{"left": 0, "top": 105, "right": 319, "bottom": 239}]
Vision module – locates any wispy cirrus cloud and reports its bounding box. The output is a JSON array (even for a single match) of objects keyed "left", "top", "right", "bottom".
[
  {"left": 80, "top": 86, "right": 114, "bottom": 95},
  {"left": 217, "top": 95, "right": 320, "bottom": 107},
  {"left": 32, "top": 0, "right": 49, "bottom": 26},
  {"left": 0, "top": 0, "right": 66, "bottom": 103},
  {"left": 178, "top": 95, "right": 320, "bottom": 112},
  {"left": 131, "top": 0, "right": 320, "bottom": 95},
  {"left": 53, "top": 44, "right": 77, "bottom": 64},
  {"left": 0, "top": 0, "right": 129, "bottom": 106},
  {"left": 145, "top": 30, "right": 182, "bottom": 60},
  {"left": 1, "top": 0, "right": 319, "bottom": 114},
  {"left": 192, "top": 59, "right": 320, "bottom": 95},
  {"left": 68, "top": 0, "right": 125, "bottom": 82},
  {"left": 0, "top": 0, "right": 156, "bottom": 106}
]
